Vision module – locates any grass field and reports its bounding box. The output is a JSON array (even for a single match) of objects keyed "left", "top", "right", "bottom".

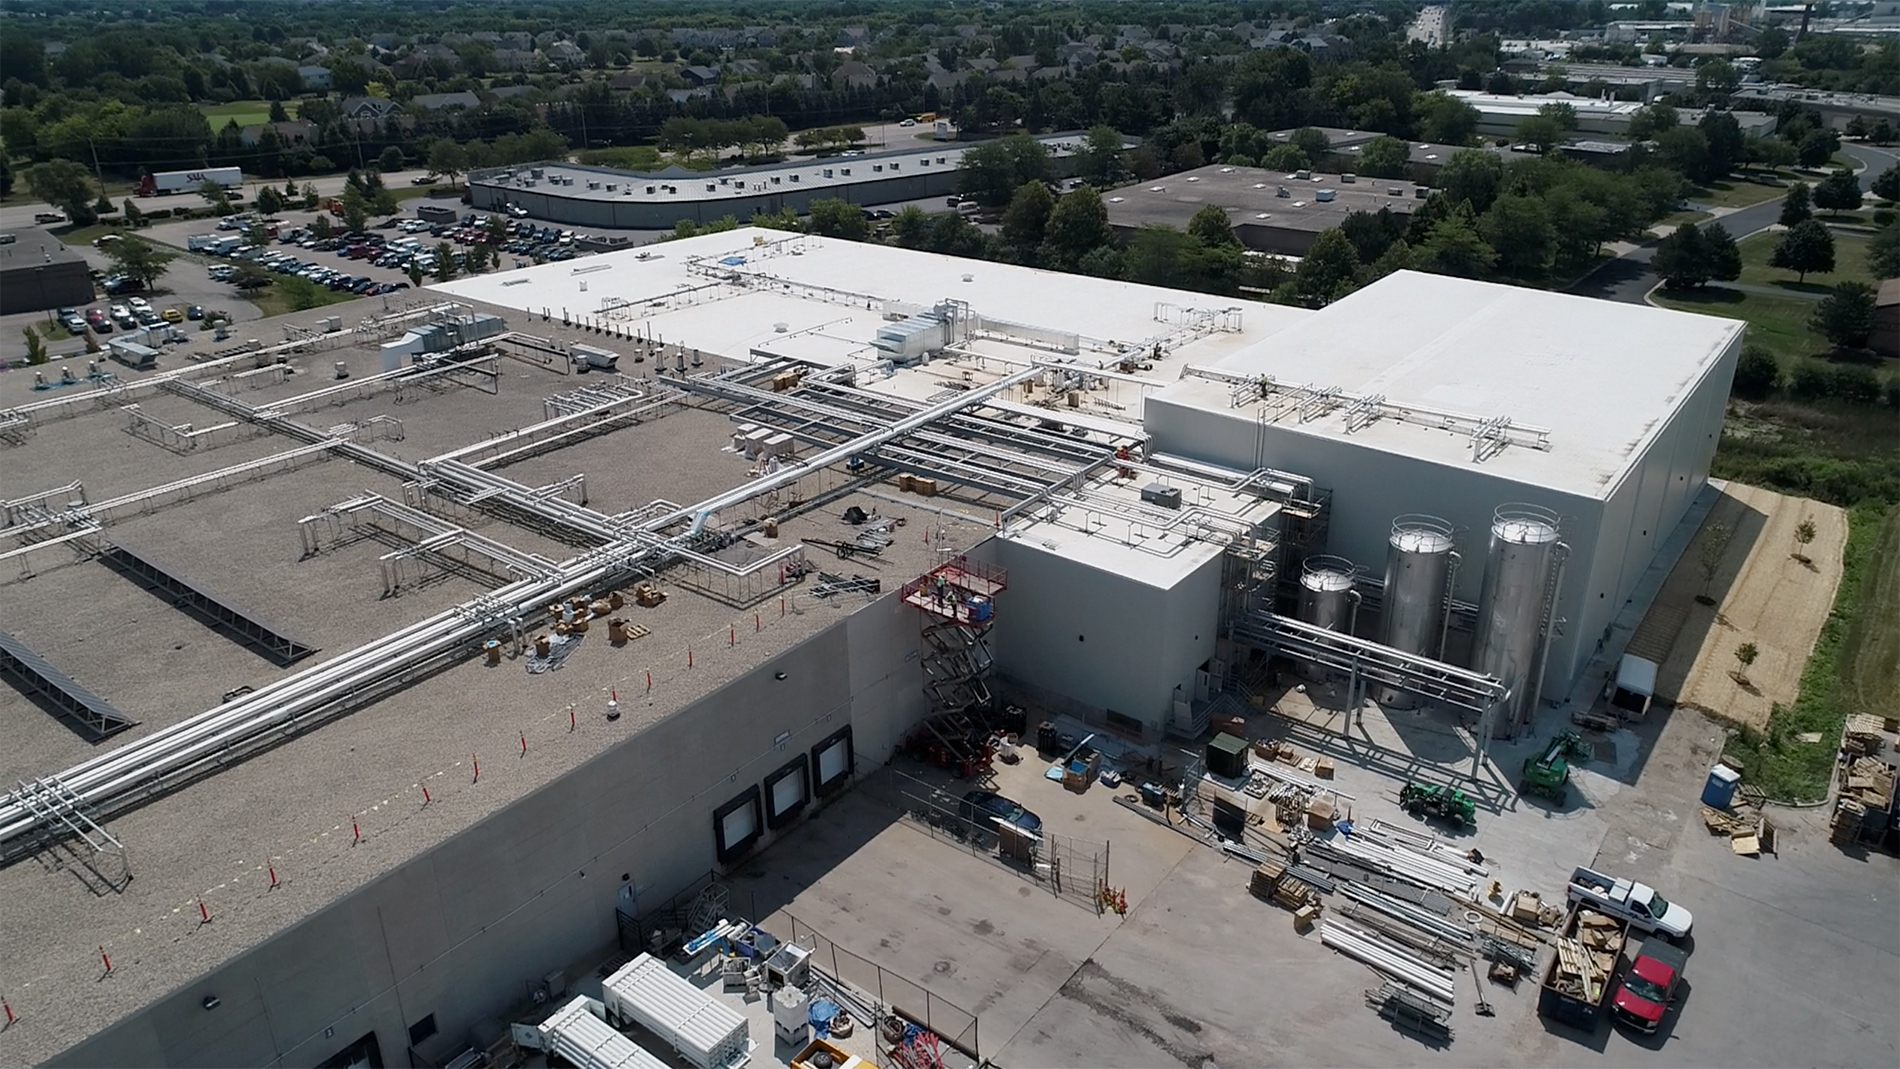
[
  {"left": 241, "top": 279, "right": 357, "bottom": 319},
  {"left": 1654, "top": 230, "right": 1878, "bottom": 364},
  {"left": 1687, "top": 177, "right": 1788, "bottom": 210},
  {"left": 200, "top": 100, "right": 300, "bottom": 130},
  {"left": 1723, "top": 502, "right": 1897, "bottom": 801}
]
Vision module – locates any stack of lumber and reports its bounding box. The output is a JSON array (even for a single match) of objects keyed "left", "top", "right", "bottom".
[
  {"left": 1843, "top": 714, "right": 1888, "bottom": 757},
  {"left": 1550, "top": 910, "right": 1621, "bottom": 1002},
  {"left": 1838, "top": 755, "right": 1896, "bottom": 809},
  {"left": 1249, "top": 860, "right": 1286, "bottom": 901},
  {"left": 1832, "top": 797, "right": 1869, "bottom": 845}
]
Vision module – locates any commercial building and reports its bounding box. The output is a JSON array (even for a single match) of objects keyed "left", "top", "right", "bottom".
[
  {"left": 0, "top": 230, "right": 94, "bottom": 315},
  {"left": 0, "top": 229, "right": 1736, "bottom": 1068},
  {"left": 467, "top": 134, "right": 1090, "bottom": 229},
  {"left": 1100, "top": 164, "right": 1426, "bottom": 256},
  {"left": 1446, "top": 90, "right": 1779, "bottom": 139}
]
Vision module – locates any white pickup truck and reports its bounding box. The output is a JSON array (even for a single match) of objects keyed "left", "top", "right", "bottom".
[{"left": 1568, "top": 867, "right": 1693, "bottom": 939}]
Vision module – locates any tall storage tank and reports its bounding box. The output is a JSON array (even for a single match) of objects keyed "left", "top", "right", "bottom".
[
  {"left": 1376, "top": 515, "right": 1456, "bottom": 709},
  {"left": 1299, "top": 556, "right": 1357, "bottom": 632},
  {"left": 1471, "top": 504, "right": 1562, "bottom": 737}
]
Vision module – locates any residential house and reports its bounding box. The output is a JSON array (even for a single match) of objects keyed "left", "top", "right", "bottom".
[
  {"left": 833, "top": 60, "right": 877, "bottom": 90},
  {"left": 488, "top": 85, "right": 539, "bottom": 101},
  {"left": 298, "top": 65, "right": 332, "bottom": 90},
  {"left": 665, "top": 88, "right": 711, "bottom": 104},
  {"left": 545, "top": 40, "right": 585, "bottom": 67},
  {"left": 679, "top": 64, "right": 722, "bottom": 87},
  {"left": 341, "top": 97, "right": 401, "bottom": 122},
  {"left": 411, "top": 91, "right": 482, "bottom": 111},
  {"left": 835, "top": 26, "right": 870, "bottom": 48},
  {"left": 967, "top": 57, "right": 999, "bottom": 73},
  {"left": 927, "top": 70, "right": 966, "bottom": 93},
  {"left": 493, "top": 49, "right": 539, "bottom": 72},
  {"left": 608, "top": 71, "right": 647, "bottom": 91}
]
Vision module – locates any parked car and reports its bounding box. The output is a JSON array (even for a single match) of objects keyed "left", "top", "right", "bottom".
[
  {"left": 62, "top": 313, "right": 88, "bottom": 335},
  {"left": 958, "top": 790, "right": 1042, "bottom": 836},
  {"left": 1567, "top": 867, "right": 1693, "bottom": 939},
  {"left": 411, "top": 174, "right": 438, "bottom": 185},
  {"left": 127, "top": 296, "right": 152, "bottom": 312},
  {"left": 161, "top": 307, "right": 185, "bottom": 323},
  {"left": 1611, "top": 940, "right": 1688, "bottom": 1034},
  {"left": 186, "top": 305, "right": 204, "bottom": 320}
]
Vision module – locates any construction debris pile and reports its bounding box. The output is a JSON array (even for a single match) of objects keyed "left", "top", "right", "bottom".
[
  {"left": 1546, "top": 910, "right": 1623, "bottom": 1006},
  {"left": 1701, "top": 802, "right": 1774, "bottom": 857},
  {"left": 1829, "top": 714, "right": 1899, "bottom": 849}
]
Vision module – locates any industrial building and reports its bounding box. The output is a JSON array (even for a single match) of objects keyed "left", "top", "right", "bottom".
[
  {"left": 0, "top": 229, "right": 1737, "bottom": 1068},
  {"left": 1445, "top": 90, "right": 1780, "bottom": 139},
  {"left": 1100, "top": 165, "right": 1427, "bottom": 256},
  {"left": 0, "top": 230, "right": 94, "bottom": 315},
  {"left": 468, "top": 134, "right": 1089, "bottom": 228}
]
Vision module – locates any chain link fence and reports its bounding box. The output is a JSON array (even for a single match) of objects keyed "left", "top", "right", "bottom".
[
  {"left": 874, "top": 766, "right": 1110, "bottom": 914},
  {"left": 780, "top": 911, "right": 982, "bottom": 1068}
]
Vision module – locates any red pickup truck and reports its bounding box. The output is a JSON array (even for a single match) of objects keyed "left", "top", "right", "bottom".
[{"left": 1611, "top": 939, "right": 1689, "bottom": 1034}]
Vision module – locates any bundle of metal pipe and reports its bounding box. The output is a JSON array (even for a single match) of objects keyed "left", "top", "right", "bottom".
[{"left": 1320, "top": 920, "right": 1457, "bottom": 1004}]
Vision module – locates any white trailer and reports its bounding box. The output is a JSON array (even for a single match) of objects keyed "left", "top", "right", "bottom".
[
  {"left": 136, "top": 167, "right": 244, "bottom": 196},
  {"left": 534, "top": 995, "right": 670, "bottom": 1069},
  {"left": 602, "top": 954, "right": 752, "bottom": 1069}
]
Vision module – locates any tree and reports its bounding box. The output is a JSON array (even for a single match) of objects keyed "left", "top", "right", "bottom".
[
  {"left": 1733, "top": 642, "right": 1758, "bottom": 685},
  {"left": 1779, "top": 181, "right": 1813, "bottom": 226},
  {"left": 268, "top": 99, "right": 289, "bottom": 123},
  {"left": 1000, "top": 181, "right": 1055, "bottom": 252},
  {"left": 1870, "top": 222, "right": 1900, "bottom": 279},
  {"left": 806, "top": 198, "right": 868, "bottom": 241},
  {"left": 1797, "top": 128, "right": 1839, "bottom": 168},
  {"left": 309, "top": 214, "right": 334, "bottom": 241},
  {"left": 1042, "top": 188, "right": 1110, "bottom": 269},
  {"left": 1812, "top": 170, "right": 1863, "bottom": 213},
  {"left": 1810, "top": 282, "right": 1877, "bottom": 349},
  {"left": 889, "top": 206, "right": 932, "bottom": 250},
  {"left": 427, "top": 140, "right": 469, "bottom": 184},
  {"left": 1187, "top": 204, "right": 1238, "bottom": 247},
  {"left": 93, "top": 192, "right": 114, "bottom": 218},
  {"left": 231, "top": 262, "right": 272, "bottom": 290},
  {"left": 278, "top": 277, "right": 328, "bottom": 312},
  {"left": 1792, "top": 517, "right": 1817, "bottom": 563},
  {"left": 1260, "top": 144, "right": 1307, "bottom": 171},
  {"left": 121, "top": 199, "right": 143, "bottom": 228},
  {"left": 1698, "top": 111, "right": 1745, "bottom": 182},
  {"left": 199, "top": 180, "right": 232, "bottom": 215},
  {"left": 1074, "top": 125, "right": 1126, "bottom": 185},
  {"left": 1481, "top": 194, "right": 1554, "bottom": 278},
  {"left": 1289, "top": 127, "right": 1331, "bottom": 166},
  {"left": 104, "top": 234, "right": 178, "bottom": 291},
  {"left": 433, "top": 242, "right": 458, "bottom": 282},
  {"left": 1437, "top": 150, "right": 1504, "bottom": 212},
  {"left": 1704, "top": 222, "right": 1742, "bottom": 283},
  {"left": 1873, "top": 165, "right": 1900, "bottom": 203},
  {"left": 1696, "top": 520, "right": 1731, "bottom": 603},
  {"left": 1356, "top": 135, "right": 1410, "bottom": 179},
  {"left": 1769, "top": 220, "right": 1835, "bottom": 282},
  {"left": 1285, "top": 229, "right": 1360, "bottom": 307},
  {"left": 339, "top": 188, "right": 370, "bottom": 234},
  {"left": 23, "top": 159, "right": 97, "bottom": 224},
  {"left": 1732, "top": 346, "right": 1780, "bottom": 399},
  {"left": 1696, "top": 59, "right": 1741, "bottom": 98},
  {"left": 1627, "top": 104, "right": 1679, "bottom": 140},
  {"left": 1744, "top": 135, "right": 1798, "bottom": 172},
  {"left": 21, "top": 327, "right": 48, "bottom": 366},
  {"left": 1415, "top": 216, "right": 1497, "bottom": 278},
  {"left": 1414, "top": 91, "right": 1480, "bottom": 145},
  {"left": 1654, "top": 126, "right": 1709, "bottom": 182},
  {"left": 956, "top": 135, "right": 1051, "bottom": 208},
  {"left": 406, "top": 260, "right": 424, "bottom": 288},
  {"left": 255, "top": 186, "right": 283, "bottom": 216},
  {"left": 378, "top": 145, "right": 405, "bottom": 173}
]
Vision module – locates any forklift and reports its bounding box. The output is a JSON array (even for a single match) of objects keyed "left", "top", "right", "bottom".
[
  {"left": 1399, "top": 781, "right": 1477, "bottom": 826},
  {"left": 1519, "top": 731, "right": 1593, "bottom": 805}
]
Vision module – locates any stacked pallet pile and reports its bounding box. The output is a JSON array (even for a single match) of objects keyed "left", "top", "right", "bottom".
[{"left": 1548, "top": 910, "right": 1621, "bottom": 1004}]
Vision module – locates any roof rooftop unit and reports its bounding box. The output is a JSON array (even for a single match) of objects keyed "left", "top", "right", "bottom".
[{"left": 1315, "top": 189, "right": 1337, "bottom": 202}]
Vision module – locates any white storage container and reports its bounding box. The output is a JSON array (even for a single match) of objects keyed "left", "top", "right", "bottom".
[
  {"left": 539, "top": 996, "right": 670, "bottom": 1069},
  {"left": 603, "top": 954, "right": 752, "bottom": 1069}
]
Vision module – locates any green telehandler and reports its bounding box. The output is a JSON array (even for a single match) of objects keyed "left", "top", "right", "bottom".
[
  {"left": 1519, "top": 731, "right": 1593, "bottom": 805},
  {"left": 1399, "top": 781, "right": 1477, "bottom": 826}
]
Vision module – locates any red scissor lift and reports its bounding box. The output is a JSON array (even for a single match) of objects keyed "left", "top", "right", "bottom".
[{"left": 899, "top": 556, "right": 1008, "bottom": 779}]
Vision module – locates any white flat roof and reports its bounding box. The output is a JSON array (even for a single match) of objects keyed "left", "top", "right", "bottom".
[
  {"left": 1153, "top": 271, "right": 1742, "bottom": 499},
  {"left": 430, "top": 229, "right": 1311, "bottom": 419},
  {"left": 1000, "top": 469, "right": 1280, "bottom": 589}
]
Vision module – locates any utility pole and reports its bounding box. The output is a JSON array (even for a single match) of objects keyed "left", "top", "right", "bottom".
[{"left": 87, "top": 138, "right": 105, "bottom": 187}]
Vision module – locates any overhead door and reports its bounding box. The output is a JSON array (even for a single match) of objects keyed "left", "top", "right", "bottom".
[
  {"left": 811, "top": 725, "right": 854, "bottom": 797},
  {"left": 713, "top": 787, "right": 762, "bottom": 863},
  {"left": 765, "top": 755, "right": 808, "bottom": 828}
]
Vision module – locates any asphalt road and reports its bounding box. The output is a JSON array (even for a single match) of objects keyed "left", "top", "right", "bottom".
[{"left": 1569, "top": 141, "right": 1895, "bottom": 306}]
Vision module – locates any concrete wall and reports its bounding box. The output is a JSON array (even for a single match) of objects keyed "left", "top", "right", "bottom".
[
  {"left": 972, "top": 535, "right": 1221, "bottom": 736},
  {"left": 51, "top": 592, "right": 929, "bottom": 1069}
]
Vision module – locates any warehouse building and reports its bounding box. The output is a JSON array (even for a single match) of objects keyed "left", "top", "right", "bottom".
[
  {"left": 1101, "top": 164, "right": 1427, "bottom": 256},
  {"left": 0, "top": 230, "right": 94, "bottom": 315},
  {"left": 0, "top": 230, "right": 1736, "bottom": 1067},
  {"left": 468, "top": 134, "right": 1089, "bottom": 228}
]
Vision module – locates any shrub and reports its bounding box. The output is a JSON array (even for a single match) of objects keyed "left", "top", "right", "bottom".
[{"left": 1732, "top": 346, "right": 1781, "bottom": 398}]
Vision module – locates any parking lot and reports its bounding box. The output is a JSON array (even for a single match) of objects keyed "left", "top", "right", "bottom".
[{"left": 719, "top": 689, "right": 1898, "bottom": 1068}]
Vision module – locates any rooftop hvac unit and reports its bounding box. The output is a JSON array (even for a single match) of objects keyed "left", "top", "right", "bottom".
[
  {"left": 1341, "top": 172, "right": 1356, "bottom": 183},
  {"left": 606, "top": 183, "right": 617, "bottom": 191},
  {"left": 1315, "top": 189, "right": 1337, "bottom": 202},
  {"left": 1389, "top": 187, "right": 1405, "bottom": 196},
  {"left": 587, "top": 180, "right": 600, "bottom": 189},
  {"left": 1295, "top": 169, "right": 1311, "bottom": 180},
  {"left": 530, "top": 168, "right": 544, "bottom": 178},
  {"left": 1277, "top": 186, "right": 1290, "bottom": 197},
  {"left": 1140, "top": 483, "right": 1182, "bottom": 509},
  {"left": 1415, "top": 186, "right": 1430, "bottom": 198}
]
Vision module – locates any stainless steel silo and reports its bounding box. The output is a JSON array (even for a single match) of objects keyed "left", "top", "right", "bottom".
[
  {"left": 1471, "top": 504, "right": 1564, "bottom": 737},
  {"left": 1376, "top": 515, "right": 1457, "bottom": 709},
  {"left": 1299, "top": 555, "right": 1358, "bottom": 632}
]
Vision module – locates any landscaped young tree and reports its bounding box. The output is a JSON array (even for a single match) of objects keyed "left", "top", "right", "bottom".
[
  {"left": 1792, "top": 517, "right": 1817, "bottom": 563},
  {"left": 1733, "top": 642, "right": 1758, "bottom": 685},
  {"left": 1809, "top": 281, "right": 1877, "bottom": 350},
  {"left": 1696, "top": 520, "right": 1732, "bottom": 604},
  {"left": 1778, "top": 181, "right": 1812, "bottom": 226},
  {"left": 1769, "top": 219, "right": 1835, "bottom": 282}
]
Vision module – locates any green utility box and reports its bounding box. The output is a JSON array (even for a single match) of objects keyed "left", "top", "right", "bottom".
[{"left": 1206, "top": 732, "right": 1250, "bottom": 779}]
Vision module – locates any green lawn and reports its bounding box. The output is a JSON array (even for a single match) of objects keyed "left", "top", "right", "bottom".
[
  {"left": 1660, "top": 208, "right": 1713, "bottom": 229},
  {"left": 200, "top": 100, "right": 299, "bottom": 130},
  {"left": 1724, "top": 502, "right": 1896, "bottom": 802},
  {"left": 1733, "top": 229, "right": 1873, "bottom": 296},
  {"left": 1653, "top": 287, "right": 1825, "bottom": 364},
  {"left": 1687, "top": 177, "right": 1787, "bottom": 210},
  {"left": 242, "top": 281, "right": 358, "bottom": 319}
]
